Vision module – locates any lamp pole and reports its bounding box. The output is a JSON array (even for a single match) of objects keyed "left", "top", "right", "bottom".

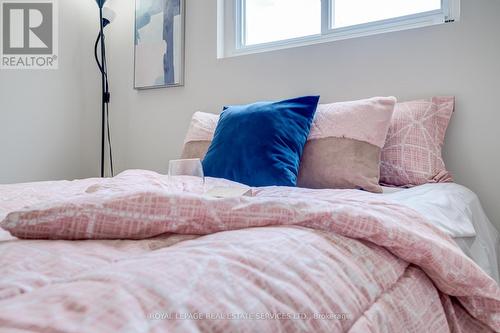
[
  {"left": 99, "top": 5, "right": 105, "bottom": 178},
  {"left": 95, "top": 0, "right": 114, "bottom": 178}
]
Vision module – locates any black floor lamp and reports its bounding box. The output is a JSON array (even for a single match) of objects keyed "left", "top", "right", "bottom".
[{"left": 94, "top": 0, "right": 115, "bottom": 177}]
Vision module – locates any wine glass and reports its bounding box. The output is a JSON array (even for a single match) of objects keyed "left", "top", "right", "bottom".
[{"left": 168, "top": 158, "right": 205, "bottom": 190}]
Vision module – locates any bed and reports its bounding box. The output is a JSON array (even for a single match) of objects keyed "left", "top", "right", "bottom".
[{"left": 0, "top": 169, "right": 499, "bottom": 333}]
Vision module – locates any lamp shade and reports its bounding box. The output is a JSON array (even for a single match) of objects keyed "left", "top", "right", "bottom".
[
  {"left": 102, "top": 7, "right": 116, "bottom": 27},
  {"left": 95, "top": 0, "right": 106, "bottom": 8}
]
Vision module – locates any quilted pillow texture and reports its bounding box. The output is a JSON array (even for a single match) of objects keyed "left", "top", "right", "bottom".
[
  {"left": 183, "top": 97, "right": 396, "bottom": 193},
  {"left": 202, "top": 96, "right": 320, "bottom": 187},
  {"left": 182, "top": 111, "right": 218, "bottom": 160},
  {"left": 380, "top": 97, "right": 455, "bottom": 187}
]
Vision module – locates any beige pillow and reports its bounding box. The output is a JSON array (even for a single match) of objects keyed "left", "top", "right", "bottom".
[
  {"left": 181, "top": 111, "right": 217, "bottom": 159},
  {"left": 182, "top": 97, "right": 396, "bottom": 193},
  {"left": 297, "top": 137, "right": 382, "bottom": 192},
  {"left": 182, "top": 141, "right": 211, "bottom": 160}
]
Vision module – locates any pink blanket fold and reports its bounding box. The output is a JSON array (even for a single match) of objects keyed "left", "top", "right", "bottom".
[{"left": 0, "top": 170, "right": 499, "bottom": 333}]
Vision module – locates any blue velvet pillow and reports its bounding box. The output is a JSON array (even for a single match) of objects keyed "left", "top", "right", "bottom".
[{"left": 202, "top": 96, "right": 320, "bottom": 187}]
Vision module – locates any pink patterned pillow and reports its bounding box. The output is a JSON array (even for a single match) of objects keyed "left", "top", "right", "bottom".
[{"left": 380, "top": 97, "right": 455, "bottom": 187}]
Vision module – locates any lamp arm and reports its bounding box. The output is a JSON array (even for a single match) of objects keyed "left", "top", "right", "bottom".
[
  {"left": 94, "top": 34, "right": 104, "bottom": 74},
  {"left": 94, "top": 33, "right": 110, "bottom": 99}
]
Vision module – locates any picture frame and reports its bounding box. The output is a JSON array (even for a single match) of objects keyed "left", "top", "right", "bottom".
[{"left": 134, "top": 0, "right": 185, "bottom": 89}]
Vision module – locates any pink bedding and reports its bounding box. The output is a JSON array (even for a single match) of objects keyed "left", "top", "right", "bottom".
[{"left": 0, "top": 170, "right": 499, "bottom": 332}]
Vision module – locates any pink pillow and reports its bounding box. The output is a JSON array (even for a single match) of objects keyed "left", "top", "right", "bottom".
[
  {"left": 380, "top": 97, "right": 455, "bottom": 187},
  {"left": 297, "top": 97, "right": 396, "bottom": 193}
]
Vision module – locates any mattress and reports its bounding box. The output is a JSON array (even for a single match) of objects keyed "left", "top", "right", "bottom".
[{"left": 382, "top": 183, "right": 500, "bottom": 283}]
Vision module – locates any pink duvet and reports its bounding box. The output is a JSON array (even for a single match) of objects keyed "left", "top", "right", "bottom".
[{"left": 0, "top": 170, "right": 499, "bottom": 333}]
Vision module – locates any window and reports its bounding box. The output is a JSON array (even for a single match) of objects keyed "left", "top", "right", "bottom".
[
  {"left": 218, "top": 0, "right": 460, "bottom": 57},
  {"left": 244, "top": 0, "right": 321, "bottom": 46},
  {"left": 331, "top": 0, "right": 442, "bottom": 28}
]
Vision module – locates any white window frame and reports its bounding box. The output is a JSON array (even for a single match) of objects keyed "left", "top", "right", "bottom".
[{"left": 217, "top": 0, "right": 460, "bottom": 58}]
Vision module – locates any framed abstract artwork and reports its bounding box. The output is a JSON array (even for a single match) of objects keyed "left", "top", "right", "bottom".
[{"left": 134, "top": 0, "right": 185, "bottom": 89}]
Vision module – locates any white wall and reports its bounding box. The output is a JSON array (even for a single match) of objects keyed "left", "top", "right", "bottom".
[{"left": 0, "top": 0, "right": 100, "bottom": 183}]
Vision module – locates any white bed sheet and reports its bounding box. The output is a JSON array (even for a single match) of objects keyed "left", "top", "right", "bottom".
[{"left": 382, "top": 183, "right": 500, "bottom": 283}]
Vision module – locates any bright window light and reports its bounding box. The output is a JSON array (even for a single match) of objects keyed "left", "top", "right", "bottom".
[
  {"left": 220, "top": 0, "right": 460, "bottom": 57},
  {"left": 244, "top": 0, "right": 321, "bottom": 46},
  {"left": 333, "top": 0, "right": 442, "bottom": 28}
]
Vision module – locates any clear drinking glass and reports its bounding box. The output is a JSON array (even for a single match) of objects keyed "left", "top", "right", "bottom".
[{"left": 168, "top": 158, "right": 205, "bottom": 185}]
